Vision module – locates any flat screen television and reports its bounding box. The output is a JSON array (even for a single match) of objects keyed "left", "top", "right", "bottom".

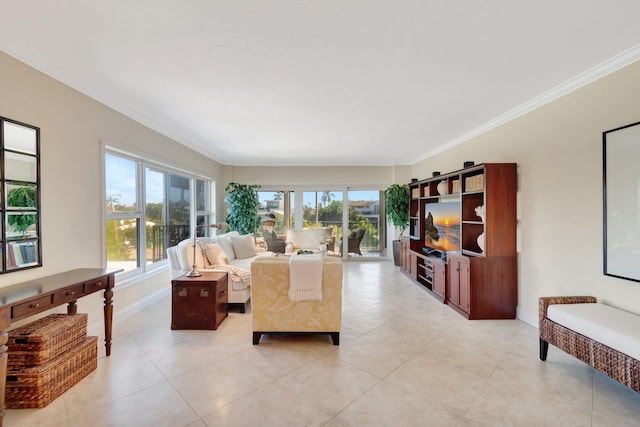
[{"left": 424, "top": 199, "right": 461, "bottom": 252}]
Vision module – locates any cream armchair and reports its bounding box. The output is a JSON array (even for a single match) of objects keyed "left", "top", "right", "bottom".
[
  {"left": 251, "top": 255, "right": 343, "bottom": 345},
  {"left": 284, "top": 228, "right": 329, "bottom": 254}
]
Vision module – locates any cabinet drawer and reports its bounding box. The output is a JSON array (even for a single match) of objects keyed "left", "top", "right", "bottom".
[
  {"left": 84, "top": 278, "right": 107, "bottom": 293},
  {"left": 52, "top": 284, "right": 84, "bottom": 304},
  {"left": 12, "top": 295, "right": 53, "bottom": 319}
]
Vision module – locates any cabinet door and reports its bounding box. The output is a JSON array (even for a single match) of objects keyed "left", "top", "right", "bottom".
[
  {"left": 400, "top": 239, "right": 410, "bottom": 273},
  {"left": 432, "top": 261, "right": 446, "bottom": 300},
  {"left": 448, "top": 257, "right": 460, "bottom": 305},
  {"left": 409, "top": 252, "right": 418, "bottom": 279},
  {"left": 458, "top": 258, "right": 470, "bottom": 312}
]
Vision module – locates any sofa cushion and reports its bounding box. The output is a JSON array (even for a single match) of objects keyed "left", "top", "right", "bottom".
[
  {"left": 231, "top": 234, "right": 257, "bottom": 259},
  {"left": 547, "top": 302, "right": 640, "bottom": 360},
  {"left": 181, "top": 240, "right": 206, "bottom": 269},
  {"left": 217, "top": 232, "right": 238, "bottom": 261},
  {"left": 205, "top": 243, "right": 229, "bottom": 265}
]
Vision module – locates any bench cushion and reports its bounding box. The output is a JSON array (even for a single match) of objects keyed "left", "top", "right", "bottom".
[{"left": 547, "top": 303, "right": 640, "bottom": 360}]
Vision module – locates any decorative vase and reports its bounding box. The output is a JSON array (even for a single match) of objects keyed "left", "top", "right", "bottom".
[
  {"left": 437, "top": 181, "right": 448, "bottom": 195},
  {"left": 477, "top": 232, "right": 485, "bottom": 253}
]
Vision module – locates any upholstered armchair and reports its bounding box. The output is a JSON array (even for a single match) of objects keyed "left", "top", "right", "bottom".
[
  {"left": 340, "top": 228, "right": 365, "bottom": 256},
  {"left": 263, "top": 229, "right": 286, "bottom": 253},
  {"left": 251, "top": 255, "right": 343, "bottom": 345}
]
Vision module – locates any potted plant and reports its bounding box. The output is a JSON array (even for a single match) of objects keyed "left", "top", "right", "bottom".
[
  {"left": 384, "top": 184, "right": 410, "bottom": 266},
  {"left": 224, "top": 182, "right": 261, "bottom": 235}
]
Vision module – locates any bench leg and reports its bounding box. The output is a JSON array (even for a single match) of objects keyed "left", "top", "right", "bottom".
[{"left": 539, "top": 338, "right": 549, "bottom": 361}]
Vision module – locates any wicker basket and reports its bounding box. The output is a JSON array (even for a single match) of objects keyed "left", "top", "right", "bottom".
[
  {"left": 8, "top": 313, "right": 88, "bottom": 369},
  {"left": 451, "top": 179, "right": 460, "bottom": 194},
  {"left": 5, "top": 336, "right": 98, "bottom": 408},
  {"left": 464, "top": 174, "right": 484, "bottom": 192}
]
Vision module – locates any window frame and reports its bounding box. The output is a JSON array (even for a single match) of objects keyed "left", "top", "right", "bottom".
[{"left": 103, "top": 145, "right": 215, "bottom": 281}]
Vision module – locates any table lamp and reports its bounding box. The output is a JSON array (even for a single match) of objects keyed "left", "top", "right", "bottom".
[{"left": 186, "top": 222, "right": 229, "bottom": 277}]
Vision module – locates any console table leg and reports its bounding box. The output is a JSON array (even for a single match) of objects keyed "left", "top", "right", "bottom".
[
  {"left": 104, "top": 288, "right": 113, "bottom": 356},
  {"left": 67, "top": 300, "right": 78, "bottom": 314}
]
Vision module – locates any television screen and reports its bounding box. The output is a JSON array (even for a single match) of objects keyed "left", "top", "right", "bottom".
[{"left": 424, "top": 200, "right": 460, "bottom": 252}]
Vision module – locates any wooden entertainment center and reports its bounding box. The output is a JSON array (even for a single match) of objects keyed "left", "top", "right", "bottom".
[{"left": 400, "top": 163, "right": 517, "bottom": 319}]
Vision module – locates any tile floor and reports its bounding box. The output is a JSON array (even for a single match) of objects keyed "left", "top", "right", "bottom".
[{"left": 6, "top": 261, "right": 640, "bottom": 426}]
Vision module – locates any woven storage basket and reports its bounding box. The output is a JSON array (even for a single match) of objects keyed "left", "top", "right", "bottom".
[
  {"left": 464, "top": 174, "right": 484, "bottom": 192},
  {"left": 8, "top": 313, "right": 88, "bottom": 369},
  {"left": 5, "top": 336, "right": 98, "bottom": 408}
]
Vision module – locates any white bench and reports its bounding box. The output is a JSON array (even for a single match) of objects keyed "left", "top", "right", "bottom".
[{"left": 539, "top": 296, "right": 640, "bottom": 393}]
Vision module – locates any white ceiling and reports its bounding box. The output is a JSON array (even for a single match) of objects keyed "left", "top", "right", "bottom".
[{"left": 2, "top": 1, "right": 640, "bottom": 166}]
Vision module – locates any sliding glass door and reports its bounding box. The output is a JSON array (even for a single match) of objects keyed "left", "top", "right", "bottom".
[
  {"left": 302, "top": 191, "right": 342, "bottom": 256},
  {"left": 346, "top": 190, "right": 383, "bottom": 258},
  {"left": 257, "top": 187, "right": 385, "bottom": 259}
]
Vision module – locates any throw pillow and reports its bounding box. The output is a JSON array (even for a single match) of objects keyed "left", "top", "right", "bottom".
[
  {"left": 216, "top": 234, "right": 236, "bottom": 261},
  {"left": 205, "top": 243, "right": 229, "bottom": 266},
  {"left": 230, "top": 234, "right": 257, "bottom": 259}
]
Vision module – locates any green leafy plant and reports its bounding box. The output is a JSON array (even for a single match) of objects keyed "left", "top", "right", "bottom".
[
  {"left": 7, "top": 186, "right": 37, "bottom": 234},
  {"left": 224, "top": 182, "right": 261, "bottom": 235},
  {"left": 384, "top": 184, "right": 410, "bottom": 236},
  {"left": 385, "top": 183, "right": 410, "bottom": 266}
]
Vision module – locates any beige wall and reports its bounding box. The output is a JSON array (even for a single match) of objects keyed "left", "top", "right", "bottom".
[
  {"left": 0, "top": 52, "right": 226, "bottom": 329},
  {"left": 231, "top": 165, "right": 397, "bottom": 187},
  {"left": 412, "top": 60, "right": 640, "bottom": 325},
  {"left": 4, "top": 47, "right": 639, "bottom": 330}
]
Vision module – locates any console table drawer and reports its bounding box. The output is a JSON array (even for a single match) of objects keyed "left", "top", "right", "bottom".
[
  {"left": 52, "top": 284, "right": 84, "bottom": 305},
  {"left": 83, "top": 278, "right": 107, "bottom": 294},
  {"left": 12, "top": 295, "right": 53, "bottom": 319}
]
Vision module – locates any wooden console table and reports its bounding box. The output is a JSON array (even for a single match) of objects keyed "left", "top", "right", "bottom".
[{"left": 0, "top": 268, "right": 119, "bottom": 426}]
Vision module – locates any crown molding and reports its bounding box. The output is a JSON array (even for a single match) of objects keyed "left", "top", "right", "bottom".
[{"left": 415, "top": 43, "right": 640, "bottom": 164}]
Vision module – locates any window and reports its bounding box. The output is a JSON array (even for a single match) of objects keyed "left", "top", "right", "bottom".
[{"left": 105, "top": 149, "right": 213, "bottom": 274}]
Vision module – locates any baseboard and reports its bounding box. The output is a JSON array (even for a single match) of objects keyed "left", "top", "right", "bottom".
[{"left": 516, "top": 307, "right": 538, "bottom": 328}]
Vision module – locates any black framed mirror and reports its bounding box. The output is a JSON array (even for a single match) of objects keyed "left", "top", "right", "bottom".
[
  {"left": 603, "top": 121, "right": 640, "bottom": 282},
  {"left": 1, "top": 116, "right": 41, "bottom": 272}
]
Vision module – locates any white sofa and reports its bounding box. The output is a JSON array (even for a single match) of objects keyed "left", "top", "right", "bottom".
[
  {"left": 167, "top": 231, "right": 262, "bottom": 313},
  {"left": 285, "top": 228, "right": 329, "bottom": 254}
]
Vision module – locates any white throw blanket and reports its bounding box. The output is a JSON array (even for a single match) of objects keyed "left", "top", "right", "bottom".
[
  {"left": 197, "top": 241, "right": 251, "bottom": 290},
  {"left": 211, "top": 264, "right": 251, "bottom": 290},
  {"left": 288, "top": 253, "right": 323, "bottom": 301}
]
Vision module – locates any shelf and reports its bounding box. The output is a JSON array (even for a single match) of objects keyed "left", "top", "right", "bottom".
[
  {"left": 418, "top": 274, "right": 432, "bottom": 283},
  {"left": 462, "top": 249, "right": 483, "bottom": 257}
]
